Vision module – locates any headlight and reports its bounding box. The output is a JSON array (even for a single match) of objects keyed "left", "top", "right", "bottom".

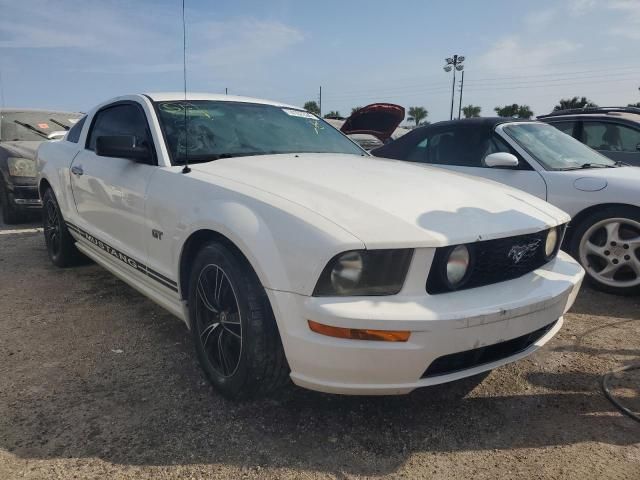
[
  {"left": 7, "top": 157, "right": 37, "bottom": 177},
  {"left": 545, "top": 227, "right": 558, "bottom": 258},
  {"left": 446, "top": 245, "right": 470, "bottom": 286},
  {"left": 313, "top": 249, "right": 413, "bottom": 296}
]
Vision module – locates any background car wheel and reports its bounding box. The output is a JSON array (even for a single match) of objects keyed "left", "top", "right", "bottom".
[
  {"left": 42, "top": 188, "right": 82, "bottom": 267},
  {"left": 570, "top": 206, "right": 640, "bottom": 296},
  {"left": 0, "top": 182, "right": 21, "bottom": 225},
  {"left": 188, "top": 242, "right": 290, "bottom": 399}
]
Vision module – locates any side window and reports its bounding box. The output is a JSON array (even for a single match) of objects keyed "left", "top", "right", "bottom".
[
  {"left": 582, "top": 121, "right": 640, "bottom": 152},
  {"left": 87, "top": 104, "right": 151, "bottom": 152},
  {"left": 549, "top": 121, "right": 576, "bottom": 137},
  {"left": 616, "top": 124, "right": 640, "bottom": 152},
  {"left": 481, "top": 134, "right": 530, "bottom": 170},
  {"left": 66, "top": 116, "right": 86, "bottom": 143},
  {"left": 427, "top": 130, "right": 457, "bottom": 165},
  {"left": 406, "top": 137, "right": 429, "bottom": 162}
]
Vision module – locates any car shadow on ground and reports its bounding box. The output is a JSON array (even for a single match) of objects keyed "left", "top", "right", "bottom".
[{"left": 1, "top": 227, "right": 639, "bottom": 477}]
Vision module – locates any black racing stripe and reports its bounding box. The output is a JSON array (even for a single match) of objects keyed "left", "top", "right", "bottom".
[
  {"left": 146, "top": 267, "right": 178, "bottom": 286},
  {"left": 66, "top": 221, "right": 178, "bottom": 292}
]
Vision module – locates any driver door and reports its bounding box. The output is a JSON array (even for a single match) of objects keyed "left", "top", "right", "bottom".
[{"left": 69, "top": 102, "right": 157, "bottom": 269}]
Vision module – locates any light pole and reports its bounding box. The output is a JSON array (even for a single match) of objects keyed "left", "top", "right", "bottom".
[
  {"left": 458, "top": 70, "right": 464, "bottom": 120},
  {"left": 443, "top": 55, "right": 465, "bottom": 120}
]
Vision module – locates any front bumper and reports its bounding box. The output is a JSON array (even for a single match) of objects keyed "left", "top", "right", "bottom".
[
  {"left": 268, "top": 250, "right": 584, "bottom": 395},
  {"left": 7, "top": 184, "right": 41, "bottom": 209}
]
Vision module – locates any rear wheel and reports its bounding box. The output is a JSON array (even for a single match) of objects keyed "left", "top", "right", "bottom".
[
  {"left": 0, "top": 181, "right": 20, "bottom": 225},
  {"left": 188, "top": 242, "right": 289, "bottom": 399},
  {"left": 571, "top": 207, "right": 640, "bottom": 296},
  {"left": 42, "top": 188, "right": 81, "bottom": 267}
]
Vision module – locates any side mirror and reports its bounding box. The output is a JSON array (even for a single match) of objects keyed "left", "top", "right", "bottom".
[
  {"left": 95, "top": 135, "right": 151, "bottom": 163},
  {"left": 48, "top": 131, "right": 67, "bottom": 140},
  {"left": 484, "top": 152, "right": 519, "bottom": 168}
]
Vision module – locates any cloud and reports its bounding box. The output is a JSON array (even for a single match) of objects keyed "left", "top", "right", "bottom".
[
  {"left": 0, "top": 0, "right": 304, "bottom": 76},
  {"left": 524, "top": 8, "right": 556, "bottom": 29},
  {"left": 189, "top": 19, "right": 305, "bottom": 71},
  {"left": 566, "top": 0, "right": 640, "bottom": 39},
  {"left": 476, "top": 36, "right": 580, "bottom": 75}
]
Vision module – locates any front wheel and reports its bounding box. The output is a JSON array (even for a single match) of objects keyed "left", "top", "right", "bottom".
[
  {"left": 188, "top": 242, "right": 289, "bottom": 399},
  {"left": 571, "top": 207, "right": 640, "bottom": 296},
  {"left": 0, "top": 181, "right": 20, "bottom": 224},
  {"left": 42, "top": 188, "right": 81, "bottom": 267}
]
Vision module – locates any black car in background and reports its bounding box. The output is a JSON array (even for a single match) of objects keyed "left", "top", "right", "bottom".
[
  {"left": 0, "top": 109, "right": 83, "bottom": 223},
  {"left": 538, "top": 107, "right": 640, "bottom": 167}
]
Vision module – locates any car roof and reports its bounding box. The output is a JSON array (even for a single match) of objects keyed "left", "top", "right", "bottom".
[
  {"left": 413, "top": 117, "right": 535, "bottom": 132},
  {"left": 538, "top": 107, "right": 640, "bottom": 123},
  {"left": 143, "top": 92, "right": 302, "bottom": 110}
]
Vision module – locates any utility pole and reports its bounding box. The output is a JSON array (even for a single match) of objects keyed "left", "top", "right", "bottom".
[
  {"left": 319, "top": 86, "right": 322, "bottom": 117},
  {"left": 225, "top": 87, "right": 228, "bottom": 95},
  {"left": 458, "top": 70, "right": 464, "bottom": 120},
  {"left": 443, "top": 55, "right": 465, "bottom": 120}
]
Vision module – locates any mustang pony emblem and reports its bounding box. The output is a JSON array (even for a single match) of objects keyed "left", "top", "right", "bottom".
[{"left": 507, "top": 239, "right": 541, "bottom": 264}]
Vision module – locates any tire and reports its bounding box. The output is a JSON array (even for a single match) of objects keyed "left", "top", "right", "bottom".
[
  {"left": 42, "top": 188, "right": 81, "bottom": 267},
  {"left": 569, "top": 206, "right": 640, "bottom": 296},
  {"left": 188, "top": 242, "right": 289, "bottom": 399},
  {"left": 0, "top": 181, "right": 21, "bottom": 225}
]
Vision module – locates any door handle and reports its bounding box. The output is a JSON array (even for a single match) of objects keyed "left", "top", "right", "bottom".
[{"left": 71, "top": 165, "right": 84, "bottom": 176}]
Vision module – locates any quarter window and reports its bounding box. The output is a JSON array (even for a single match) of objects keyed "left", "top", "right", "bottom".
[
  {"left": 66, "top": 116, "right": 86, "bottom": 143},
  {"left": 582, "top": 122, "right": 640, "bottom": 152},
  {"left": 87, "top": 104, "right": 151, "bottom": 152}
]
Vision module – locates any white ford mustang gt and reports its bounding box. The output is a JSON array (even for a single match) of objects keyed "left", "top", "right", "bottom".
[{"left": 36, "top": 93, "right": 584, "bottom": 398}]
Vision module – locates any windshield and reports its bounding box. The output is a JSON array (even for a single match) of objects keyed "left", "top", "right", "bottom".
[
  {"left": 0, "top": 111, "right": 83, "bottom": 142},
  {"left": 503, "top": 123, "right": 615, "bottom": 170},
  {"left": 155, "top": 100, "right": 365, "bottom": 164}
]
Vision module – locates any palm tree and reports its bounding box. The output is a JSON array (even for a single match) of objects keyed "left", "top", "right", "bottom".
[
  {"left": 303, "top": 101, "right": 320, "bottom": 115},
  {"left": 628, "top": 102, "right": 640, "bottom": 108},
  {"left": 494, "top": 104, "right": 534, "bottom": 119},
  {"left": 462, "top": 105, "right": 481, "bottom": 118},
  {"left": 553, "top": 96, "right": 598, "bottom": 111},
  {"left": 407, "top": 106, "right": 428, "bottom": 126},
  {"left": 351, "top": 106, "right": 363, "bottom": 115}
]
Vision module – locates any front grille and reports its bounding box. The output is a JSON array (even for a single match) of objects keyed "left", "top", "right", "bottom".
[
  {"left": 426, "top": 227, "right": 564, "bottom": 294},
  {"left": 12, "top": 186, "right": 40, "bottom": 200},
  {"left": 421, "top": 321, "right": 557, "bottom": 378}
]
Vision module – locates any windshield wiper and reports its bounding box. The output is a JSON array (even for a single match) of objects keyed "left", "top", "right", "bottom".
[
  {"left": 176, "top": 152, "right": 270, "bottom": 165},
  {"left": 49, "top": 118, "right": 71, "bottom": 130},
  {"left": 13, "top": 120, "right": 49, "bottom": 139},
  {"left": 580, "top": 163, "right": 614, "bottom": 169},
  {"left": 559, "top": 163, "right": 613, "bottom": 170}
]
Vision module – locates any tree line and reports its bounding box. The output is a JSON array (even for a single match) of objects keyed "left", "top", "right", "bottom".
[{"left": 303, "top": 96, "right": 640, "bottom": 125}]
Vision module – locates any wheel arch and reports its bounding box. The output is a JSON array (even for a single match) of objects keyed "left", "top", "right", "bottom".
[
  {"left": 38, "top": 178, "right": 52, "bottom": 199},
  {"left": 565, "top": 202, "right": 640, "bottom": 247},
  {"left": 178, "top": 228, "right": 261, "bottom": 303}
]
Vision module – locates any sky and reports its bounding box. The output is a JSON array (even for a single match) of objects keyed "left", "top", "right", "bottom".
[{"left": 1, "top": 0, "right": 639, "bottom": 124}]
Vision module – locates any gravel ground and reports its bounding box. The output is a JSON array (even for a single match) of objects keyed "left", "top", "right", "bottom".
[{"left": 0, "top": 220, "right": 638, "bottom": 480}]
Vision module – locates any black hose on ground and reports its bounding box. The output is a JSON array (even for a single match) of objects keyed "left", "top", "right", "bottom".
[{"left": 601, "top": 364, "right": 640, "bottom": 423}]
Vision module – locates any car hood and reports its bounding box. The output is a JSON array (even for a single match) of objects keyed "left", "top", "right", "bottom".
[
  {"left": 340, "top": 103, "right": 405, "bottom": 142},
  {"left": 193, "top": 153, "right": 569, "bottom": 248},
  {"left": 0, "top": 141, "right": 41, "bottom": 160}
]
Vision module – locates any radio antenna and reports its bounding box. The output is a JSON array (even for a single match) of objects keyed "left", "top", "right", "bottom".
[{"left": 181, "top": 0, "right": 191, "bottom": 173}]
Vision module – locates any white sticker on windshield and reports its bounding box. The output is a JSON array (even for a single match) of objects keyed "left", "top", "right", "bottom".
[{"left": 282, "top": 108, "right": 316, "bottom": 119}]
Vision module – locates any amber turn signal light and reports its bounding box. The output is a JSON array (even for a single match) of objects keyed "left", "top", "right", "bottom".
[{"left": 308, "top": 320, "right": 410, "bottom": 342}]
